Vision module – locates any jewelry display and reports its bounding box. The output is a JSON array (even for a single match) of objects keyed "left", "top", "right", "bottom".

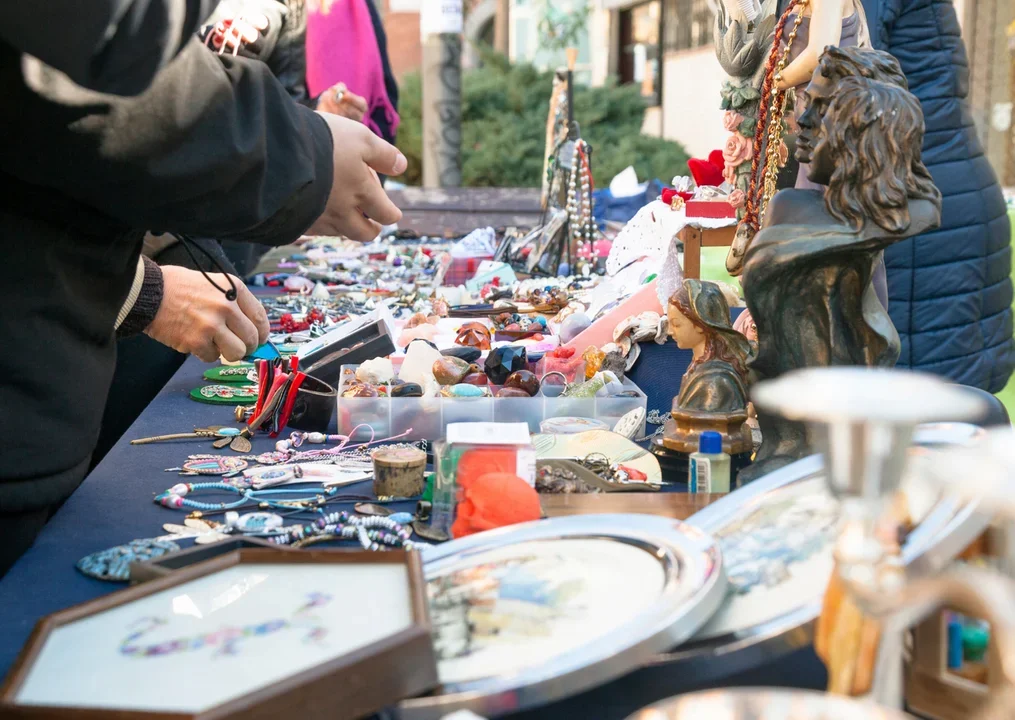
[
  {"left": 76, "top": 539, "right": 180, "bottom": 582},
  {"left": 566, "top": 138, "right": 596, "bottom": 259},
  {"left": 727, "top": 0, "right": 808, "bottom": 276},
  {"left": 535, "top": 465, "right": 602, "bottom": 494}
]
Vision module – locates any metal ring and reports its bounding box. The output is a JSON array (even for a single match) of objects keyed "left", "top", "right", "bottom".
[{"left": 539, "top": 371, "right": 569, "bottom": 394}]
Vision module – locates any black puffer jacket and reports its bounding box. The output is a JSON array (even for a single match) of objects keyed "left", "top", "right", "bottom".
[{"left": 861, "top": 0, "right": 1015, "bottom": 391}]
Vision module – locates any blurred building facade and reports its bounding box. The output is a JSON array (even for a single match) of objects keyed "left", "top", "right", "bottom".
[{"left": 383, "top": 0, "right": 1013, "bottom": 181}]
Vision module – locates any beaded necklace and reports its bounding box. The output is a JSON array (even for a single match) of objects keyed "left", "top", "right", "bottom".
[
  {"left": 270, "top": 511, "right": 428, "bottom": 551},
  {"left": 739, "top": 0, "right": 808, "bottom": 242},
  {"left": 566, "top": 139, "right": 595, "bottom": 253},
  {"left": 156, "top": 481, "right": 343, "bottom": 513}
]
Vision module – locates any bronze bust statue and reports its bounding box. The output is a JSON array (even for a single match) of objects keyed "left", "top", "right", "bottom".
[
  {"left": 739, "top": 47, "right": 943, "bottom": 483},
  {"left": 663, "top": 279, "right": 754, "bottom": 458}
]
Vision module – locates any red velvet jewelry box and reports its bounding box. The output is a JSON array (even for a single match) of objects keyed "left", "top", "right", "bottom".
[{"left": 685, "top": 198, "right": 737, "bottom": 219}]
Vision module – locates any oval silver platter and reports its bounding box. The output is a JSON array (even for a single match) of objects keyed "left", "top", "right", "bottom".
[
  {"left": 627, "top": 687, "right": 915, "bottom": 719},
  {"left": 643, "top": 422, "right": 989, "bottom": 685},
  {"left": 394, "top": 513, "right": 727, "bottom": 720}
]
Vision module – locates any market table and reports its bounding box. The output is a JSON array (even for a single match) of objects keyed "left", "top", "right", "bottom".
[{"left": 0, "top": 352, "right": 828, "bottom": 719}]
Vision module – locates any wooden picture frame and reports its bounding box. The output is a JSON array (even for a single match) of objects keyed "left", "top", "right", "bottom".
[
  {"left": 0, "top": 550, "right": 437, "bottom": 720},
  {"left": 128, "top": 537, "right": 286, "bottom": 584}
]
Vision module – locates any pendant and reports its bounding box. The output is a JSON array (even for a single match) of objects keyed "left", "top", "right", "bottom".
[
  {"left": 76, "top": 539, "right": 180, "bottom": 582},
  {"left": 190, "top": 384, "right": 259, "bottom": 406},
  {"left": 228, "top": 511, "right": 283, "bottom": 534},
  {"left": 181, "top": 457, "right": 249, "bottom": 476},
  {"left": 354, "top": 502, "right": 392, "bottom": 517},
  {"left": 161, "top": 518, "right": 231, "bottom": 545}
]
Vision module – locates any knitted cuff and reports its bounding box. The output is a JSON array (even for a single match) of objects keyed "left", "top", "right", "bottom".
[{"left": 117, "top": 256, "right": 164, "bottom": 338}]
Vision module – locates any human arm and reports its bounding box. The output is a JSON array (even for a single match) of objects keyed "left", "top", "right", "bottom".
[
  {"left": 775, "top": 0, "right": 844, "bottom": 90},
  {"left": 0, "top": 0, "right": 220, "bottom": 95},
  {"left": 116, "top": 255, "right": 270, "bottom": 362},
  {"left": 6, "top": 37, "right": 403, "bottom": 244}
]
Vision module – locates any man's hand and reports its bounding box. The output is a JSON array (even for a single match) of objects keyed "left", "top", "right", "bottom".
[
  {"left": 307, "top": 113, "right": 406, "bottom": 241},
  {"left": 317, "top": 82, "right": 369, "bottom": 122},
  {"left": 145, "top": 266, "right": 270, "bottom": 362}
]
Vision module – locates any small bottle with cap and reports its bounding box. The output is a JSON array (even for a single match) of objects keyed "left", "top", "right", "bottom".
[{"left": 689, "top": 431, "right": 731, "bottom": 494}]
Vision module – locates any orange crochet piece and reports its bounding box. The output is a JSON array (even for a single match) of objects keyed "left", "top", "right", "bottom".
[{"left": 451, "top": 471, "right": 541, "bottom": 539}]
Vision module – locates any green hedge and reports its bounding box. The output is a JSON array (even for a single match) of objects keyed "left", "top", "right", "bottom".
[{"left": 395, "top": 53, "right": 690, "bottom": 188}]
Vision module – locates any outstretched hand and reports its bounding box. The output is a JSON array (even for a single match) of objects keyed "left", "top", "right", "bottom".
[{"left": 306, "top": 112, "right": 406, "bottom": 241}]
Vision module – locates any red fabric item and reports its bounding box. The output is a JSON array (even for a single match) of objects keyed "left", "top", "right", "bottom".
[
  {"left": 452, "top": 471, "right": 541, "bottom": 539},
  {"left": 685, "top": 199, "right": 736, "bottom": 219},
  {"left": 687, "top": 158, "right": 724, "bottom": 188},
  {"left": 661, "top": 188, "right": 694, "bottom": 206}
]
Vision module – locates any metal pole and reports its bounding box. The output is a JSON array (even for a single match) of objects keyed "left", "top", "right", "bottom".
[{"left": 421, "top": 0, "right": 463, "bottom": 188}]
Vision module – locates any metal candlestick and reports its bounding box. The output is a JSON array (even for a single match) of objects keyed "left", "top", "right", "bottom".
[{"left": 752, "top": 367, "right": 1015, "bottom": 715}]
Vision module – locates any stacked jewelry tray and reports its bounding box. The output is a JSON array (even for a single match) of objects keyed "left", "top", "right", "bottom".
[{"left": 336, "top": 363, "right": 648, "bottom": 442}]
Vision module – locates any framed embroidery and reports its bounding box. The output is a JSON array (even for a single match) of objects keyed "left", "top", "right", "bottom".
[{"left": 1, "top": 550, "right": 437, "bottom": 720}]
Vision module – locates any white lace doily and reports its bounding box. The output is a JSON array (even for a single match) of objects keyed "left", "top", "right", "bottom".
[{"left": 605, "top": 200, "right": 737, "bottom": 304}]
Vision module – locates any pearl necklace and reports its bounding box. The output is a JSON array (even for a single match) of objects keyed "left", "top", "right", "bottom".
[{"left": 566, "top": 139, "right": 595, "bottom": 250}]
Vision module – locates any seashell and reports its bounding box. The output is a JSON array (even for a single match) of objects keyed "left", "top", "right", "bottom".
[{"left": 612, "top": 315, "right": 640, "bottom": 342}]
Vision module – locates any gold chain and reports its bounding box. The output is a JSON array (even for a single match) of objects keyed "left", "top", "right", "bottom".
[{"left": 759, "top": 4, "right": 809, "bottom": 224}]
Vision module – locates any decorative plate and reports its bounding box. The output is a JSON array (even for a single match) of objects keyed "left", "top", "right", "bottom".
[
  {"left": 532, "top": 430, "right": 662, "bottom": 485},
  {"left": 538, "top": 416, "right": 609, "bottom": 434},
  {"left": 395, "top": 514, "right": 725, "bottom": 720},
  {"left": 644, "top": 422, "right": 989, "bottom": 685}
]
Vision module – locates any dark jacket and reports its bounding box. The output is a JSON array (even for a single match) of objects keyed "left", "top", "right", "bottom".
[
  {"left": 0, "top": 22, "right": 332, "bottom": 511},
  {"left": 1, "top": 1, "right": 222, "bottom": 95},
  {"left": 860, "top": 0, "right": 1015, "bottom": 392}
]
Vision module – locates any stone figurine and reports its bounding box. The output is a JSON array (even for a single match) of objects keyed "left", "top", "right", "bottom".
[
  {"left": 738, "top": 48, "right": 942, "bottom": 483},
  {"left": 662, "top": 279, "right": 754, "bottom": 457}
]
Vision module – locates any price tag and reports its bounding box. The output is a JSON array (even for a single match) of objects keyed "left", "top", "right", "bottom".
[{"left": 420, "top": 0, "right": 464, "bottom": 38}]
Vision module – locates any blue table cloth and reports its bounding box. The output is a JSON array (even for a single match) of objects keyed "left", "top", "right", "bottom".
[{"left": 0, "top": 352, "right": 827, "bottom": 717}]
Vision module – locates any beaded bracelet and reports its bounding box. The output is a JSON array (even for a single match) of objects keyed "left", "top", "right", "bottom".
[
  {"left": 155, "top": 482, "right": 341, "bottom": 512},
  {"left": 270, "top": 511, "right": 428, "bottom": 551}
]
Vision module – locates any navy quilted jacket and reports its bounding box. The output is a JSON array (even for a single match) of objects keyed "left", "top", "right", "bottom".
[{"left": 861, "top": 0, "right": 1015, "bottom": 391}]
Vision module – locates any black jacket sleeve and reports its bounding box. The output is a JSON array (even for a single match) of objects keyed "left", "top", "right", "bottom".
[
  {"left": 3, "top": 38, "right": 334, "bottom": 245},
  {"left": 0, "top": 0, "right": 221, "bottom": 95}
]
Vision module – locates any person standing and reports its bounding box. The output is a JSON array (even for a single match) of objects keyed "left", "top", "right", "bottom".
[
  {"left": 0, "top": 1, "right": 407, "bottom": 576},
  {"left": 857, "top": 0, "right": 1015, "bottom": 391}
]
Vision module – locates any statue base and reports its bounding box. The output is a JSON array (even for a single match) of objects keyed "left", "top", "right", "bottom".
[
  {"left": 650, "top": 435, "right": 753, "bottom": 487},
  {"left": 662, "top": 408, "right": 753, "bottom": 456}
]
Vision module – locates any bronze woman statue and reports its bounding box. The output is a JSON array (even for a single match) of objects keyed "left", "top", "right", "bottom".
[
  {"left": 663, "top": 279, "right": 754, "bottom": 457},
  {"left": 739, "top": 48, "right": 942, "bottom": 483}
]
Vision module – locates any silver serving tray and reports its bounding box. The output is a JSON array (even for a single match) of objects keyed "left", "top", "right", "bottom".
[
  {"left": 395, "top": 514, "right": 727, "bottom": 720},
  {"left": 627, "top": 688, "right": 915, "bottom": 719},
  {"left": 643, "top": 430, "right": 988, "bottom": 685}
]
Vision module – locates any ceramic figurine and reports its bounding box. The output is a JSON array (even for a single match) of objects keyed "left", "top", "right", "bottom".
[
  {"left": 738, "top": 48, "right": 942, "bottom": 483},
  {"left": 661, "top": 279, "right": 753, "bottom": 458}
]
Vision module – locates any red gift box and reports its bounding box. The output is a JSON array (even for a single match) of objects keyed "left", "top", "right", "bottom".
[{"left": 685, "top": 198, "right": 736, "bottom": 219}]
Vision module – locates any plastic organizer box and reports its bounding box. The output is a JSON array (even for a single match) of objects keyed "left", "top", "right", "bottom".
[{"left": 336, "top": 363, "right": 648, "bottom": 442}]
